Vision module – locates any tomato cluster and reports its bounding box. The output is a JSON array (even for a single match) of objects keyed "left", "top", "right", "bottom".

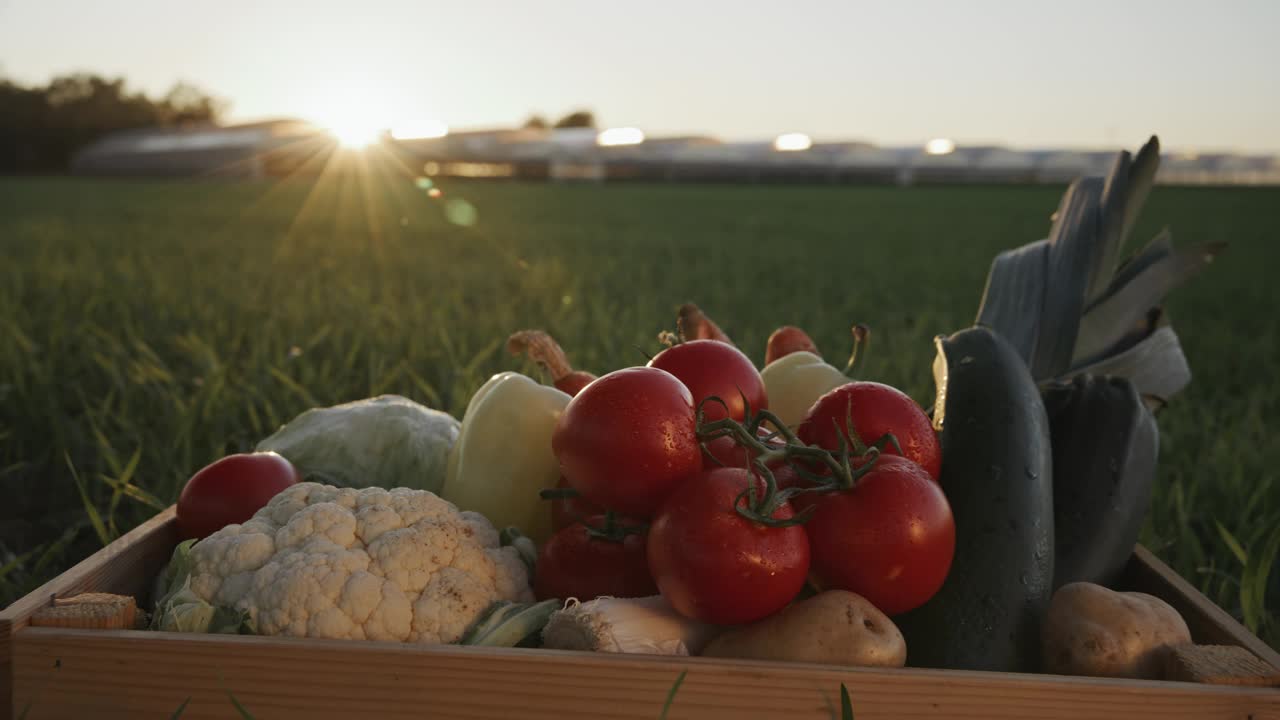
[{"left": 542, "top": 335, "right": 957, "bottom": 625}]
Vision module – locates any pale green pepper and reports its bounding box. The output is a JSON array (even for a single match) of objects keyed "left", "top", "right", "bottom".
[
  {"left": 441, "top": 372, "right": 570, "bottom": 543},
  {"left": 759, "top": 351, "right": 849, "bottom": 430}
]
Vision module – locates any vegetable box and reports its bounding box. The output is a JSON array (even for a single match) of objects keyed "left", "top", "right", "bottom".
[{"left": 3, "top": 507, "right": 1278, "bottom": 719}]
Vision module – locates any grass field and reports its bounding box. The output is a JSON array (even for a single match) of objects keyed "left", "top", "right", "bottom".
[{"left": 1, "top": 170, "right": 1276, "bottom": 649}]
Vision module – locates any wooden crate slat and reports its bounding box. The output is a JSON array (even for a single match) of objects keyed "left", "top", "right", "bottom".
[
  {"left": 4, "top": 508, "right": 1279, "bottom": 719},
  {"left": 0, "top": 508, "right": 178, "bottom": 717},
  {"left": 12, "top": 628, "right": 1280, "bottom": 720},
  {"left": 1124, "top": 546, "right": 1280, "bottom": 670}
]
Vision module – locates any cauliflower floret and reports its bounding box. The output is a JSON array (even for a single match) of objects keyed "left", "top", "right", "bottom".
[{"left": 184, "top": 482, "right": 533, "bottom": 644}]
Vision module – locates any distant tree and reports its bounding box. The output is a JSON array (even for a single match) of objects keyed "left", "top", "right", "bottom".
[
  {"left": 158, "top": 81, "right": 227, "bottom": 127},
  {"left": 522, "top": 114, "right": 549, "bottom": 130},
  {"left": 553, "top": 110, "right": 596, "bottom": 129},
  {"left": 0, "top": 73, "right": 225, "bottom": 172}
]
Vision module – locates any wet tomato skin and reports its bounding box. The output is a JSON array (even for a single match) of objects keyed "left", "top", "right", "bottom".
[
  {"left": 797, "top": 381, "right": 942, "bottom": 480},
  {"left": 552, "top": 367, "right": 703, "bottom": 518},
  {"left": 647, "top": 467, "right": 810, "bottom": 625}
]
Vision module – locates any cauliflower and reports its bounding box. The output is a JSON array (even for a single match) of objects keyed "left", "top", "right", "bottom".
[{"left": 183, "top": 482, "right": 534, "bottom": 644}]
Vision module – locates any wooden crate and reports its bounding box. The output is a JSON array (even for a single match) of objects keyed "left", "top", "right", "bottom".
[{"left": 3, "top": 507, "right": 1278, "bottom": 720}]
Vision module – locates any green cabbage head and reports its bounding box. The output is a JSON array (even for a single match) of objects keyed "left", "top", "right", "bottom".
[{"left": 256, "top": 395, "right": 460, "bottom": 494}]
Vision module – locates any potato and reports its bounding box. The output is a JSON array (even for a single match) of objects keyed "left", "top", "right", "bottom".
[
  {"left": 1043, "top": 581, "right": 1191, "bottom": 679},
  {"left": 701, "top": 590, "right": 906, "bottom": 667}
]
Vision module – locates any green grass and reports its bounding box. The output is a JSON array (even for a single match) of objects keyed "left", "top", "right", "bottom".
[{"left": 0, "top": 170, "right": 1276, "bottom": 650}]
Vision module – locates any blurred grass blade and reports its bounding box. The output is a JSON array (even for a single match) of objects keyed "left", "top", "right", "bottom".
[
  {"left": 975, "top": 239, "right": 1049, "bottom": 366},
  {"left": 226, "top": 690, "right": 256, "bottom": 720},
  {"left": 840, "top": 683, "right": 855, "bottom": 720},
  {"left": 659, "top": 670, "right": 687, "bottom": 720},
  {"left": 66, "top": 452, "right": 110, "bottom": 545},
  {"left": 268, "top": 367, "right": 318, "bottom": 408},
  {"left": 1240, "top": 525, "right": 1280, "bottom": 632},
  {"left": 114, "top": 482, "right": 168, "bottom": 511},
  {"left": 0, "top": 548, "right": 36, "bottom": 584},
  {"left": 170, "top": 697, "right": 191, "bottom": 719},
  {"left": 32, "top": 526, "right": 81, "bottom": 575},
  {"left": 1215, "top": 521, "right": 1249, "bottom": 566}
]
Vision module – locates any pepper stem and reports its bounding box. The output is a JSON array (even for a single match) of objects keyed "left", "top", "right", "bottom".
[
  {"left": 581, "top": 510, "right": 647, "bottom": 543},
  {"left": 507, "top": 330, "right": 576, "bottom": 382},
  {"left": 677, "top": 303, "right": 734, "bottom": 345},
  {"left": 843, "top": 324, "right": 870, "bottom": 376}
]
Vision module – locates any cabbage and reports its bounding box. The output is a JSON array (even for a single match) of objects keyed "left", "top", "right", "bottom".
[{"left": 256, "top": 394, "right": 460, "bottom": 494}]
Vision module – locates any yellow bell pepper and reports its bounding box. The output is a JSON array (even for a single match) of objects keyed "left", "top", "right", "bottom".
[
  {"left": 441, "top": 372, "right": 570, "bottom": 543},
  {"left": 759, "top": 351, "right": 849, "bottom": 430}
]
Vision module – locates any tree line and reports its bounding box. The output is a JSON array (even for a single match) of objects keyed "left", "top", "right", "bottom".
[
  {"left": 0, "top": 73, "right": 225, "bottom": 173},
  {"left": 0, "top": 70, "right": 601, "bottom": 174}
]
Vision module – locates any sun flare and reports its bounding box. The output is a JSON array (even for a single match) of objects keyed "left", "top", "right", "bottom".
[{"left": 327, "top": 120, "right": 383, "bottom": 149}]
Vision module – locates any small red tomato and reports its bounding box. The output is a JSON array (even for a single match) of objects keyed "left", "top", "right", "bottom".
[
  {"left": 647, "top": 339, "right": 767, "bottom": 423},
  {"left": 797, "top": 381, "right": 942, "bottom": 480},
  {"left": 535, "top": 515, "right": 657, "bottom": 601},
  {"left": 700, "top": 426, "right": 784, "bottom": 470},
  {"left": 552, "top": 367, "right": 702, "bottom": 518},
  {"left": 647, "top": 467, "right": 810, "bottom": 625},
  {"left": 794, "top": 455, "right": 954, "bottom": 616},
  {"left": 176, "top": 452, "right": 300, "bottom": 540},
  {"left": 549, "top": 475, "right": 605, "bottom": 532}
]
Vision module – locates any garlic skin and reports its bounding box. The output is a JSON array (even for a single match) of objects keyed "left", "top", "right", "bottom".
[{"left": 541, "top": 595, "right": 722, "bottom": 656}]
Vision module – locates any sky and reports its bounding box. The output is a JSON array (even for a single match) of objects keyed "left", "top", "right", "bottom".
[{"left": 1, "top": 0, "right": 1278, "bottom": 153}]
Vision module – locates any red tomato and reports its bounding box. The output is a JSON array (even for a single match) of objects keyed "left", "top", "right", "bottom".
[
  {"left": 535, "top": 516, "right": 657, "bottom": 601},
  {"left": 794, "top": 455, "right": 954, "bottom": 616},
  {"left": 647, "top": 340, "right": 767, "bottom": 423},
  {"left": 176, "top": 452, "right": 300, "bottom": 540},
  {"left": 647, "top": 467, "right": 810, "bottom": 624},
  {"left": 769, "top": 461, "right": 808, "bottom": 491},
  {"left": 700, "top": 426, "right": 784, "bottom": 470},
  {"left": 797, "top": 381, "right": 942, "bottom": 480},
  {"left": 552, "top": 367, "right": 702, "bottom": 518},
  {"left": 549, "top": 475, "right": 605, "bottom": 531}
]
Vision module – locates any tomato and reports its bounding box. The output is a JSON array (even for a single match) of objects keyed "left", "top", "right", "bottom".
[
  {"left": 647, "top": 467, "right": 809, "bottom": 624},
  {"left": 552, "top": 367, "right": 702, "bottom": 518},
  {"left": 797, "top": 381, "right": 942, "bottom": 480},
  {"left": 647, "top": 340, "right": 767, "bottom": 423},
  {"left": 176, "top": 452, "right": 300, "bottom": 540},
  {"left": 794, "top": 454, "right": 954, "bottom": 616},
  {"left": 768, "top": 461, "right": 808, "bottom": 491},
  {"left": 549, "top": 475, "right": 604, "bottom": 531},
  {"left": 700, "top": 425, "right": 784, "bottom": 470},
  {"left": 535, "top": 515, "right": 657, "bottom": 601}
]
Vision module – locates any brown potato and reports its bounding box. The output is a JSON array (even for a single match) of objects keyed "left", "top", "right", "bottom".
[
  {"left": 1043, "top": 582, "right": 1191, "bottom": 679},
  {"left": 701, "top": 590, "right": 906, "bottom": 667}
]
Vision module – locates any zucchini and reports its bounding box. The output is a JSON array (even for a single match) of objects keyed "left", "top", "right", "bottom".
[
  {"left": 895, "top": 326, "right": 1054, "bottom": 673},
  {"left": 1043, "top": 375, "right": 1158, "bottom": 589}
]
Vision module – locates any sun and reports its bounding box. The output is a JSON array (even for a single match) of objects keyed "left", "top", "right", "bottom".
[{"left": 327, "top": 120, "right": 383, "bottom": 149}]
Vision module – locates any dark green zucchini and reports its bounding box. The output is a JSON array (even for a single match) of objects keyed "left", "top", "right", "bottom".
[
  {"left": 1043, "top": 374, "right": 1158, "bottom": 590},
  {"left": 895, "top": 326, "right": 1054, "bottom": 673}
]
